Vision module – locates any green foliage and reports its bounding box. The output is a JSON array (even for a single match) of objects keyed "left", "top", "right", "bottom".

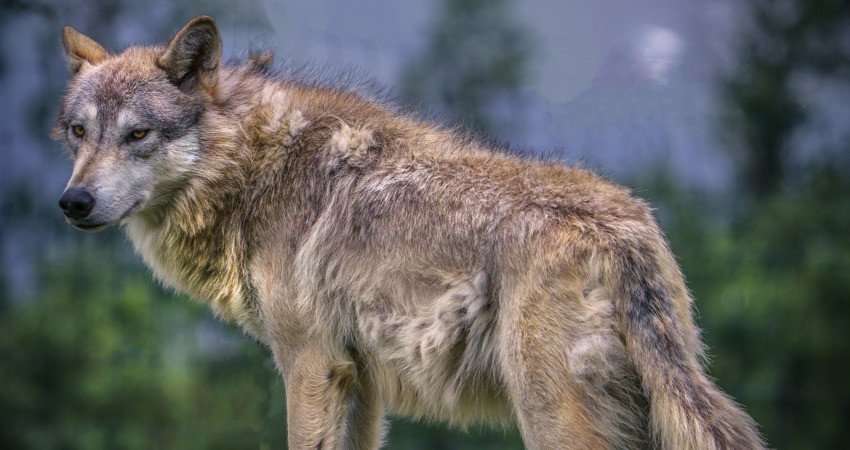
[{"left": 0, "top": 251, "right": 277, "bottom": 449}]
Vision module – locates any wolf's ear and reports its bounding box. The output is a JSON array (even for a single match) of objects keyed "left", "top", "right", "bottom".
[
  {"left": 62, "top": 26, "right": 108, "bottom": 74},
  {"left": 159, "top": 16, "right": 221, "bottom": 93}
]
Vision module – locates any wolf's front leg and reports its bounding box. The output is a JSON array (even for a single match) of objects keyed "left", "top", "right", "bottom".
[{"left": 283, "top": 346, "right": 357, "bottom": 450}]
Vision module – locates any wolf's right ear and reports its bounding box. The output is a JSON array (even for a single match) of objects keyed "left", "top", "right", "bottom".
[
  {"left": 62, "top": 26, "right": 108, "bottom": 74},
  {"left": 158, "top": 16, "right": 221, "bottom": 94}
]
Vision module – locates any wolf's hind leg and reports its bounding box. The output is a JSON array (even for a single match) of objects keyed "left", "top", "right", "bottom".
[{"left": 501, "top": 281, "right": 644, "bottom": 450}]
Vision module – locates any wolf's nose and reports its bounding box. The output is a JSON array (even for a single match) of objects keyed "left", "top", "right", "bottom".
[{"left": 59, "top": 188, "right": 96, "bottom": 220}]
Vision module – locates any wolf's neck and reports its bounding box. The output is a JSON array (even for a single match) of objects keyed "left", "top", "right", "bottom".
[{"left": 123, "top": 105, "right": 261, "bottom": 336}]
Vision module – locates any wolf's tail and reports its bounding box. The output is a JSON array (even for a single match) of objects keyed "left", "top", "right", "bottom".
[{"left": 611, "top": 237, "right": 765, "bottom": 449}]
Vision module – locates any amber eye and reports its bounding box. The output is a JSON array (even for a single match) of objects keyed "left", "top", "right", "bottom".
[
  {"left": 72, "top": 125, "right": 85, "bottom": 137},
  {"left": 130, "top": 129, "right": 148, "bottom": 140}
]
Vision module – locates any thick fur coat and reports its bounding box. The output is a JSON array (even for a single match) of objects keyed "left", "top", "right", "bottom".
[{"left": 54, "top": 16, "right": 764, "bottom": 450}]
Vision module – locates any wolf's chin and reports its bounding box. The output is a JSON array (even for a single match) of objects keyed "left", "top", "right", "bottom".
[{"left": 71, "top": 221, "right": 112, "bottom": 232}]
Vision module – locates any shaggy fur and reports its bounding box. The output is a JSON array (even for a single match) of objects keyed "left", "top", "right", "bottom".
[{"left": 54, "top": 16, "right": 765, "bottom": 450}]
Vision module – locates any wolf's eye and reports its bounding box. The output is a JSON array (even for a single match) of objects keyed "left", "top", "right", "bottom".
[
  {"left": 72, "top": 125, "right": 85, "bottom": 137},
  {"left": 129, "top": 130, "right": 148, "bottom": 141}
]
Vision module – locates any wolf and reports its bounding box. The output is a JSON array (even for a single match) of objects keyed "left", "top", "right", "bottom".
[{"left": 54, "top": 16, "right": 764, "bottom": 450}]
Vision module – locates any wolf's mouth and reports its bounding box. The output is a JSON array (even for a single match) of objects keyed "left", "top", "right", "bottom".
[{"left": 69, "top": 200, "right": 145, "bottom": 232}]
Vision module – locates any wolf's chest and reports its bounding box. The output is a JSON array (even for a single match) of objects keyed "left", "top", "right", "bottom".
[{"left": 123, "top": 216, "right": 260, "bottom": 333}]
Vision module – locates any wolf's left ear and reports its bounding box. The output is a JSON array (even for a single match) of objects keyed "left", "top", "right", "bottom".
[
  {"left": 62, "top": 26, "right": 108, "bottom": 74},
  {"left": 159, "top": 16, "right": 221, "bottom": 93}
]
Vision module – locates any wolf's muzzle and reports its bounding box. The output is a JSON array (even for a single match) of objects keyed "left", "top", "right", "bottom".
[{"left": 59, "top": 187, "right": 96, "bottom": 220}]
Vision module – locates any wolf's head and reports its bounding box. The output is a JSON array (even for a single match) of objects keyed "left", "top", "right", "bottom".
[{"left": 54, "top": 16, "right": 221, "bottom": 231}]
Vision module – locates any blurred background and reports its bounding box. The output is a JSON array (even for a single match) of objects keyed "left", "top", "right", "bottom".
[{"left": 1, "top": 0, "right": 849, "bottom": 448}]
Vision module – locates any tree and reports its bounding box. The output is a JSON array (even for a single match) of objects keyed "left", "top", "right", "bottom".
[
  {"left": 400, "top": 0, "right": 534, "bottom": 138},
  {"left": 722, "top": 0, "right": 850, "bottom": 199}
]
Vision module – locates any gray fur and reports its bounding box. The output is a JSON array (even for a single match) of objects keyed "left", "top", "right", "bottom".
[{"left": 54, "top": 16, "right": 765, "bottom": 450}]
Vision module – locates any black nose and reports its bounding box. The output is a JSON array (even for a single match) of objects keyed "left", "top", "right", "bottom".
[{"left": 59, "top": 188, "right": 96, "bottom": 220}]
